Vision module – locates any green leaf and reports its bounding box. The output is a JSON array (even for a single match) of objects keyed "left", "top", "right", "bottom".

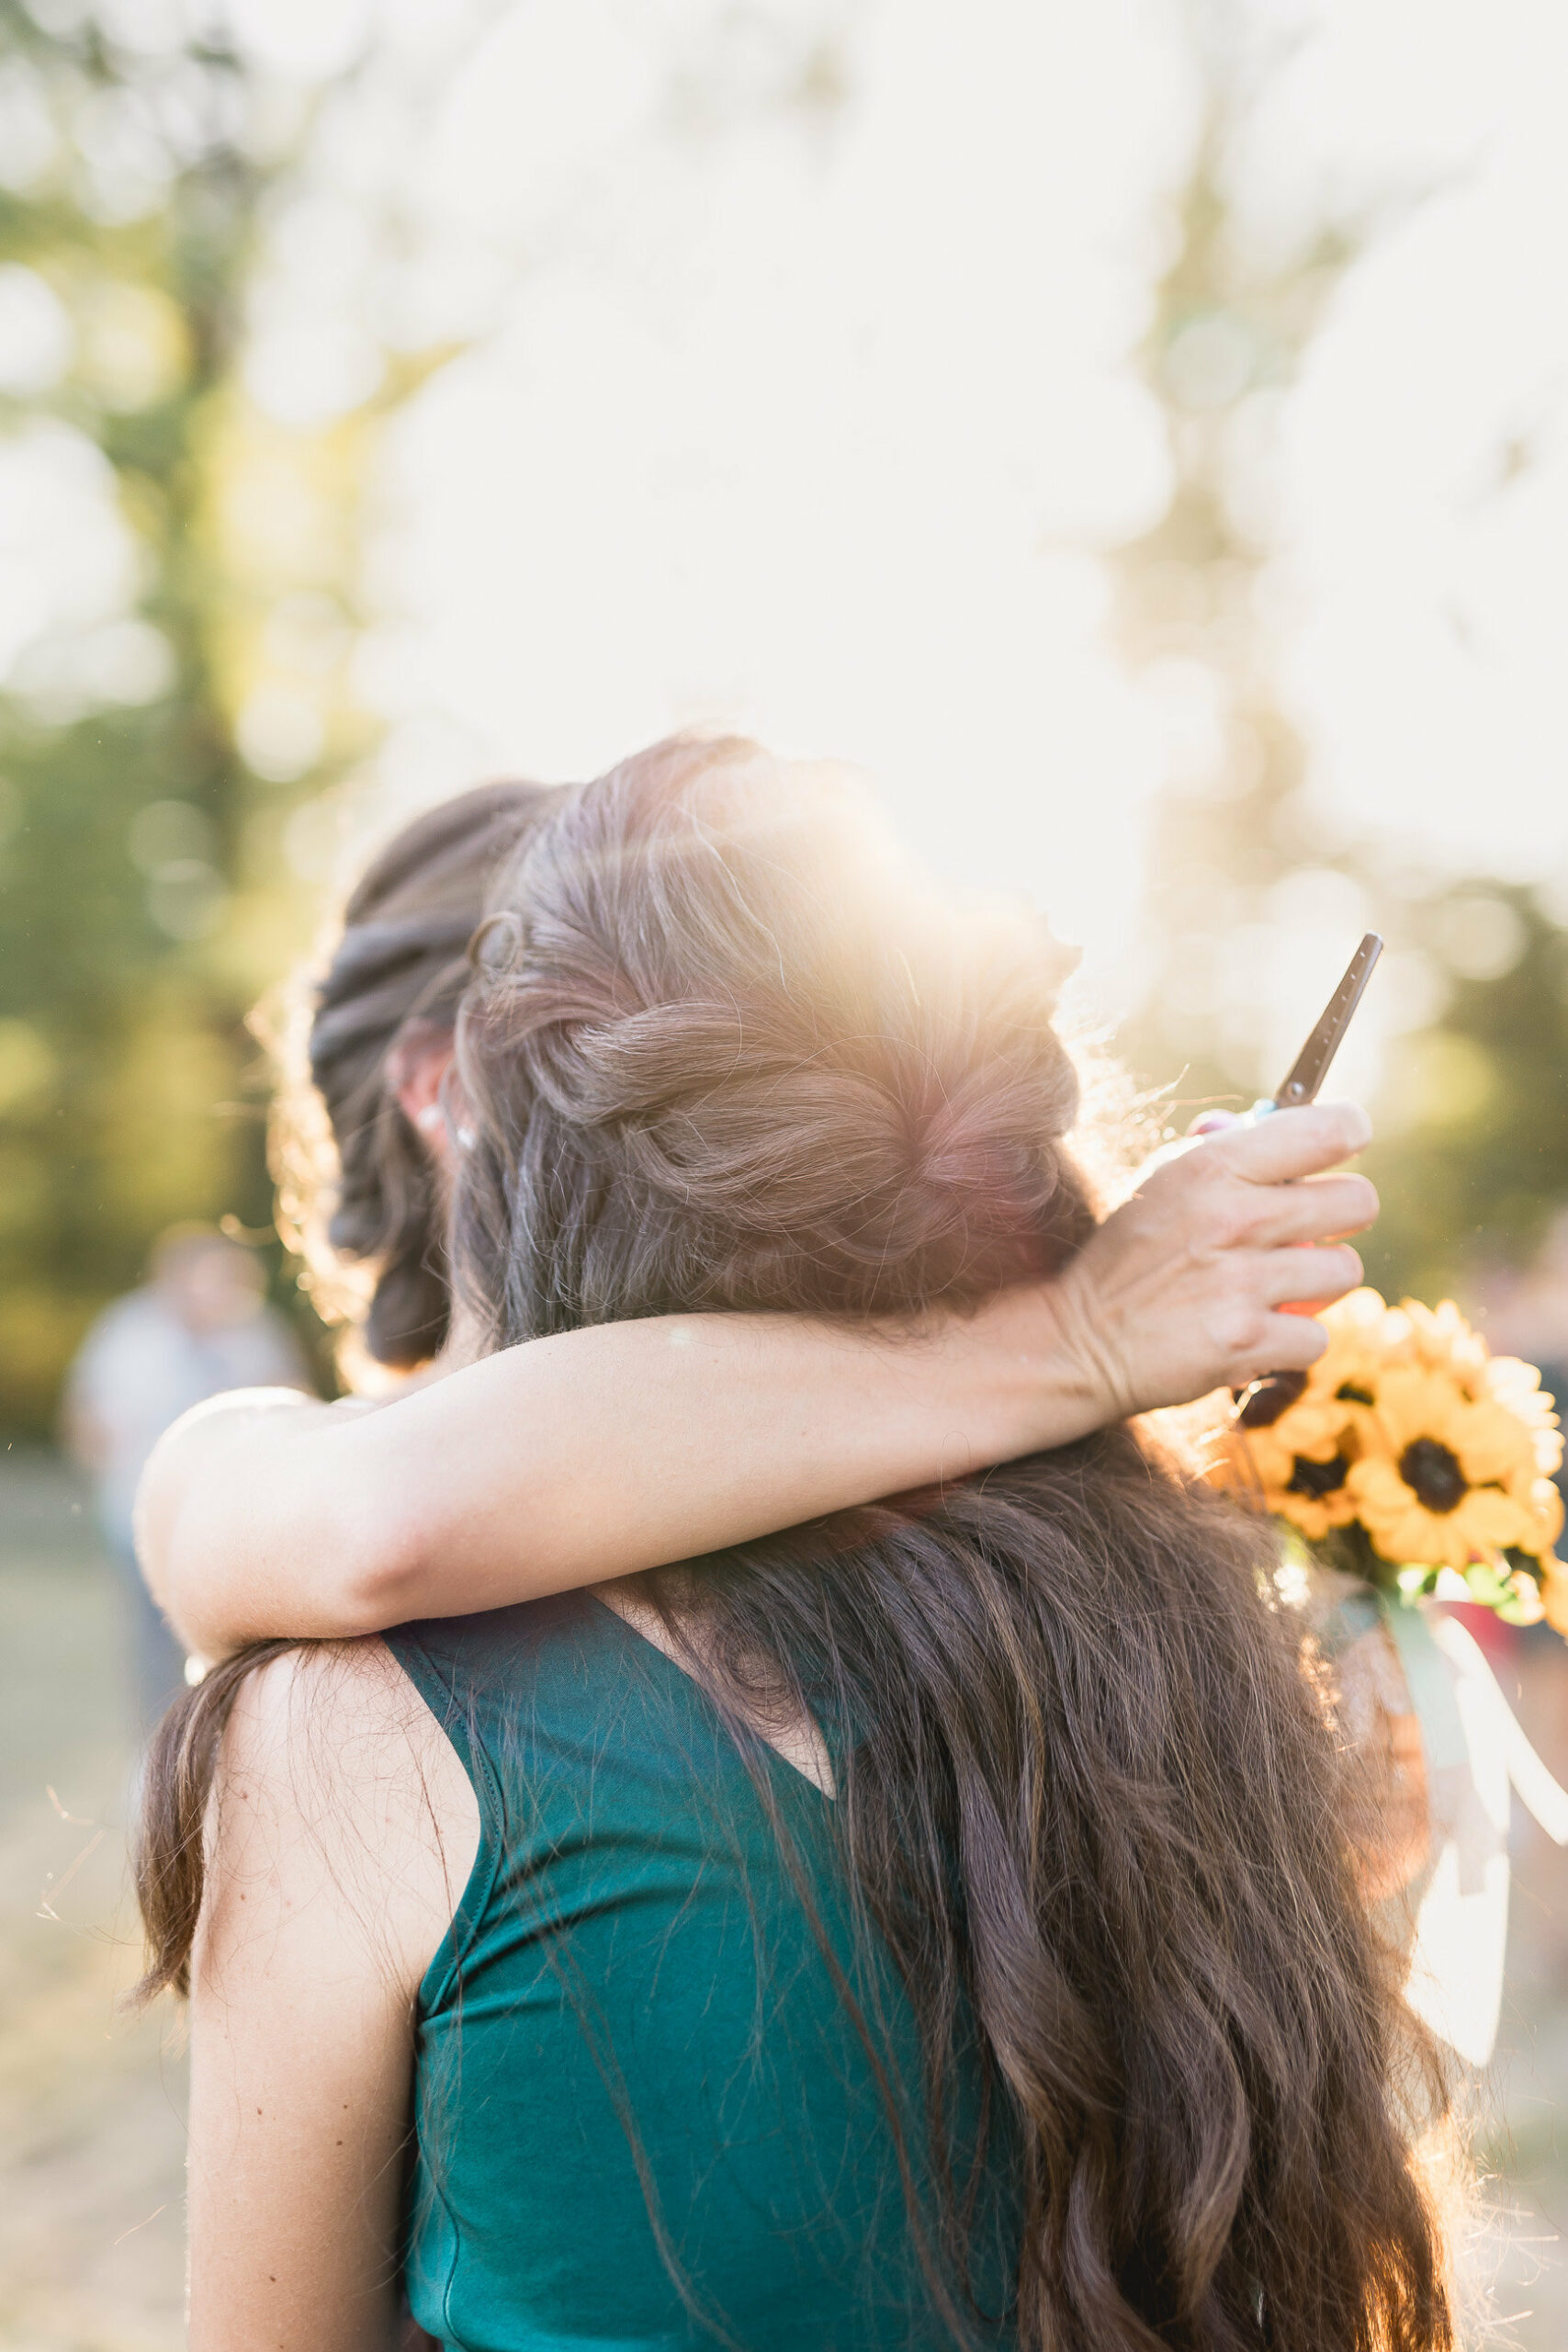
[{"left": 1461, "top": 1560, "right": 1512, "bottom": 1611}]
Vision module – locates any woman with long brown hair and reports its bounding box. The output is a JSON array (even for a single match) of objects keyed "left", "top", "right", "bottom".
[{"left": 137, "top": 741, "right": 1441, "bottom": 2350}]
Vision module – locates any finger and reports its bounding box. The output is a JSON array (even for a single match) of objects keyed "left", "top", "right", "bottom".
[
  {"left": 1240, "top": 1171, "right": 1380, "bottom": 1248},
  {"left": 1257, "top": 1240, "right": 1364, "bottom": 1308},
  {"left": 1206, "top": 1100, "right": 1371, "bottom": 1184},
  {"left": 1238, "top": 1313, "right": 1332, "bottom": 1376}
]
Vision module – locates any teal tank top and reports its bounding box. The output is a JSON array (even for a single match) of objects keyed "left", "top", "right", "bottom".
[{"left": 386, "top": 1593, "right": 1020, "bottom": 2352}]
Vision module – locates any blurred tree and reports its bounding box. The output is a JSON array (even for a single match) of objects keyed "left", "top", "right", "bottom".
[
  {"left": 1108, "top": 73, "right": 1370, "bottom": 1112},
  {"left": 1358, "top": 888, "right": 1568, "bottom": 1306},
  {"left": 0, "top": 2, "right": 487, "bottom": 1430},
  {"left": 0, "top": 0, "right": 827, "bottom": 1433},
  {"left": 1110, "top": 19, "right": 1568, "bottom": 1315},
  {"left": 0, "top": 0, "right": 285, "bottom": 1429}
]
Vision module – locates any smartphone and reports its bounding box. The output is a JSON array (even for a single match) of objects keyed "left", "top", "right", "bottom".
[
  {"left": 1258, "top": 932, "right": 1383, "bottom": 1115},
  {"left": 1247, "top": 931, "right": 1382, "bottom": 1325},
  {"left": 1186, "top": 932, "right": 1383, "bottom": 1139}
]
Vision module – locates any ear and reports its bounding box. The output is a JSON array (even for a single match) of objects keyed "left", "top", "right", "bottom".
[{"left": 387, "top": 1029, "right": 457, "bottom": 1167}]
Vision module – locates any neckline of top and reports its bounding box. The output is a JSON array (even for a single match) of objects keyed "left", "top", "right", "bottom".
[{"left": 587, "top": 1592, "right": 836, "bottom": 1802}]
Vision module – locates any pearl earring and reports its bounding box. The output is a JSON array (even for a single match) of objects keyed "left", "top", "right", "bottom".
[{"left": 414, "top": 1103, "right": 444, "bottom": 1135}]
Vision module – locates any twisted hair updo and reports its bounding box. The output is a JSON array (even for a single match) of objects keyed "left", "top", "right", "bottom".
[
  {"left": 284, "top": 780, "right": 567, "bottom": 1367},
  {"left": 455, "top": 739, "right": 1091, "bottom": 1340}
]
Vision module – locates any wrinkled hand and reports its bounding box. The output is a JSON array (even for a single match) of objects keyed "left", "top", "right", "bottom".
[{"left": 1046, "top": 1101, "right": 1377, "bottom": 1425}]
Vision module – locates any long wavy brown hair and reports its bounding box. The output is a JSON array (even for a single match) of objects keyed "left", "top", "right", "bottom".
[
  {"left": 139, "top": 734, "right": 1450, "bottom": 2350},
  {"left": 446, "top": 735, "right": 1450, "bottom": 2348}
]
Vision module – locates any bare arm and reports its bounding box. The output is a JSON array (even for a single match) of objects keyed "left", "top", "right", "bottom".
[
  {"left": 186, "top": 1644, "right": 476, "bottom": 2352},
  {"left": 141, "top": 1102, "right": 1376, "bottom": 1659},
  {"left": 142, "top": 1303, "right": 1068, "bottom": 1656}
]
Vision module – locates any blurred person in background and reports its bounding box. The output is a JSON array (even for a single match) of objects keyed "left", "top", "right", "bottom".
[{"left": 62, "top": 1225, "right": 311, "bottom": 1722}]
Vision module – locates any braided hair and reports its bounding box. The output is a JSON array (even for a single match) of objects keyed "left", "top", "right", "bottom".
[{"left": 278, "top": 781, "right": 567, "bottom": 1369}]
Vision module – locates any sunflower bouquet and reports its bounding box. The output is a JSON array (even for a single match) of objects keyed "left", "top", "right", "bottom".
[{"left": 1207, "top": 1288, "right": 1568, "bottom": 1633}]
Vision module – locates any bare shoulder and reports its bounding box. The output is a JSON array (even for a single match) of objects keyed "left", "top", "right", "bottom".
[
  {"left": 204, "top": 1637, "right": 479, "bottom": 2002},
  {"left": 220, "top": 1633, "right": 450, "bottom": 1787}
]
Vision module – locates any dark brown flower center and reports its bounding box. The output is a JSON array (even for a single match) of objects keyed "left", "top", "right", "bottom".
[
  {"left": 1398, "top": 1437, "right": 1467, "bottom": 1514},
  {"left": 1336, "top": 1381, "right": 1375, "bottom": 1406},
  {"left": 1235, "top": 1368, "right": 1309, "bottom": 1429},
  {"left": 1287, "top": 1453, "right": 1349, "bottom": 1499}
]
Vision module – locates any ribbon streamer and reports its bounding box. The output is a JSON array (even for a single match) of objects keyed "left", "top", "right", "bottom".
[{"left": 1383, "top": 1601, "right": 1568, "bottom": 2067}]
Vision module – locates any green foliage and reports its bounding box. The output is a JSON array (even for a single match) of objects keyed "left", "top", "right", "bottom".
[
  {"left": 1107, "top": 54, "right": 1568, "bottom": 1318},
  {"left": 1360, "top": 888, "right": 1568, "bottom": 1305},
  {"left": 3, "top": 1, "right": 1562, "bottom": 1438},
  {"left": 1108, "top": 105, "right": 1363, "bottom": 1113},
  {"left": 0, "top": 4, "right": 290, "bottom": 1428}
]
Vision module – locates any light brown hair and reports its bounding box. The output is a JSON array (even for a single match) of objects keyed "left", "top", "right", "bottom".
[
  {"left": 447, "top": 736, "right": 1450, "bottom": 2348},
  {"left": 141, "top": 736, "right": 1450, "bottom": 2349},
  {"left": 283, "top": 779, "right": 566, "bottom": 1366}
]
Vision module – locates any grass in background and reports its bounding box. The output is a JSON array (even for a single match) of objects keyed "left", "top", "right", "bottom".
[{"left": 0, "top": 1454, "right": 185, "bottom": 2349}]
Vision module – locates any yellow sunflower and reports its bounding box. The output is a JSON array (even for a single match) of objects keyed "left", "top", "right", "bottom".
[
  {"left": 1214, "top": 1385, "right": 1355, "bottom": 1539},
  {"left": 1390, "top": 1297, "right": 1563, "bottom": 1500},
  {"left": 1209, "top": 1290, "right": 1378, "bottom": 1525},
  {"left": 1210, "top": 1283, "right": 1566, "bottom": 1575},
  {"left": 1347, "top": 1365, "right": 1541, "bottom": 1570},
  {"left": 1216, "top": 1287, "right": 1403, "bottom": 1523},
  {"left": 1227, "top": 1377, "right": 1348, "bottom": 1493},
  {"left": 1207, "top": 1434, "right": 1358, "bottom": 1541},
  {"left": 1393, "top": 1296, "right": 1492, "bottom": 1386},
  {"left": 1314, "top": 1285, "right": 1405, "bottom": 1388},
  {"left": 1262, "top": 1449, "right": 1359, "bottom": 1542},
  {"left": 1517, "top": 1472, "right": 1566, "bottom": 1556},
  {"left": 1293, "top": 1286, "right": 1407, "bottom": 1435},
  {"left": 1482, "top": 1353, "right": 1563, "bottom": 1478},
  {"left": 1388, "top": 1296, "right": 1563, "bottom": 1457}
]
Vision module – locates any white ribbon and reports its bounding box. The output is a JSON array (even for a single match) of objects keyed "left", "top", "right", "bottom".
[{"left": 1384, "top": 1603, "right": 1568, "bottom": 2067}]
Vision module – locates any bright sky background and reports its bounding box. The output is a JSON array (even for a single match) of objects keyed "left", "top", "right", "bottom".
[
  {"left": 331, "top": 0, "right": 1568, "bottom": 1004},
  {"left": 9, "top": 0, "right": 1568, "bottom": 1032}
]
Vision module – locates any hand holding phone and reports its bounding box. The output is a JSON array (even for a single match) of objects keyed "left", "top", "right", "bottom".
[
  {"left": 1186, "top": 933, "right": 1382, "bottom": 1319},
  {"left": 1054, "top": 1099, "right": 1376, "bottom": 1423},
  {"left": 1188, "top": 933, "right": 1382, "bottom": 1137}
]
